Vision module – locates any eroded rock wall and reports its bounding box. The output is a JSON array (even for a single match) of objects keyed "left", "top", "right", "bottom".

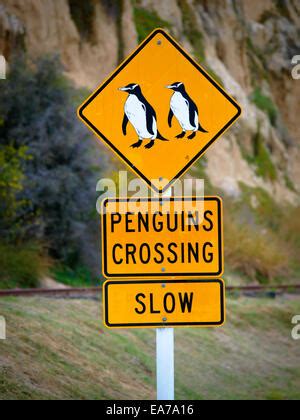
[{"left": 0, "top": 0, "right": 299, "bottom": 203}]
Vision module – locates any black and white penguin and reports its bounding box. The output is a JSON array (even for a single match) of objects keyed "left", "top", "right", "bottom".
[
  {"left": 119, "top": 83, "right": 168, "bottom": 149},
  {"left": 166, "top": 82, "right": 208, "bottom": 140}
]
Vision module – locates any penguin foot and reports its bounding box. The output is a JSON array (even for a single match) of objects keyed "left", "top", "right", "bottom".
[
  {"left": 145, "top": 140, "right": 155, "bottom": 149},
  {"left": 131, "top": 140, "right": 143, "bottom": 149},
  {"left": 176, "top": 131, "right": 186, "bottom": 139},
  {"left": 188, "top": 132, "right": 197, "bottom": 140}
]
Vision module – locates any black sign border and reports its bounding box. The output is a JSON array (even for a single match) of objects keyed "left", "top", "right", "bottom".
[
  {"left": 102, "top": 196, "right": 223, "bottom": 279},
  {"left": 78, "top": 29, "right": 242, "bottom": 195},
  {"left": 104, "top": 279, "right": 225, "bottom": 328}
]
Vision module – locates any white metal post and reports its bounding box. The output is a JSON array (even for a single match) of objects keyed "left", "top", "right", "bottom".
[
  {"left": 156, "top": 186, "right": 174, "bottom": 400},
  {"left": 156, "top": 327, "right": 175, "bottom": 400}
]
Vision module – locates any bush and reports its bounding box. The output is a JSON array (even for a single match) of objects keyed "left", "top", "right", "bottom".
[
  {"left": 224, "top": 214, "right": 291, "bottom": 282},
  {"left": 68, "top": 0, "right": 95, "bottom": 42},
  {"left": 243, "top": 129, "right": 277, "bottom": 181},
  {"left": 0, "top": 55, "right": 102, "bottom": 265},
  {"left": 250, "top": 88, "right": 278, "bottom": 125},
  {"left": 238, "top": 184, "right": 282, "bottom": 230},
  {"left": 52, "top": 265, "right": 98, "bottom": 288},
  {"left": 0, "top": 145, "right": 31, "bottom": 240},
  {"left": 133, "top": 4, "right": 172, "bottom": 43},
  {"left": 178, "top": 0, "right": 205, "bottom": 62},
  {"left": 279, "top": 206, "right": 300, "bottom": 257},
  {"left": 0, "top": 242, "right": 50, "bottom": 289}
]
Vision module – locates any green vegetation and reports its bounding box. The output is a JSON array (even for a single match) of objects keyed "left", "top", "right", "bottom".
[
  {"left": 284, "top": 174, "right": 297, "bottom": 192},
  {"left": 0, "top": 243, "right": 49, "bottom": 289},
  {"left": 68, "top": 0, "right": 95, "bottom": 42},
  {"left": 176, "top": 1, "right": 223, "bottom": 84},
  {"left": 191, "top": 156, "right": 299, "bottom": 284},
  {"left": 189, "top": 159, "right": 215, "bottom": 195},
  {"left": 132, "top": 1, "right": 221, "bottom": 85},
  {"left": 259, "top": 10, "right": 277, "bottom": 24},
  {"left": 250, "top": 88, "right": 278, "bottom": 126},
  {"left": 115, "top": 0, "right": 125, "bottom": 63},
  {"left": 178, "top": 0, "right": 205, "bottom": 63},
  {"left": 253, "top": 142, "right": 277, "bottom": 181},
  {"left": 0, "top": 145, "right": 31, "bottom": 241},
  {"left": 224, "top": 186, "right": 287, "bottom": 282},
  {"left": 275, "top": 0, "right": 291, "bottom": 19},
  {"left": 238, "top": 184, "right": 282, "bottom": 229},
  {"left": 223, "top": 184, "right": 300, "bottom": 283},
  {"left": 246, "top": 37, "right": 270, "bottom": 84},
  {"left": 51, "top": 266, "right": 99, "bottom": 288},
  {"left": 132, "top": 2, "right": 172, "bottom": 43},
  {"left": 0, "top": 296, "right": 299, "bottom": 400},
  {"left": 68, "top": 0, "right": 124, "bottom": 55},
  {"left": 279, "top": 206, "right": 300, "bottom": 253},
  {"left": 252, "top": 129, "right": 277, "bottom": 181},
  {"left": 205, "top": 66, "right": 224, "bottom": 87},
  {"left": 225, "top": 215, "right": 290, "bottom": 282},
  {"left": 0, "top": 55, "right": 105, "bottom": 289},
  {"left": 239, "top": 128, "right": 277, "bottom": 182}
]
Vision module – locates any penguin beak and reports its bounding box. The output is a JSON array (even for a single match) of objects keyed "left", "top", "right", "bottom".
[
  {"left": 119, "top": 87, "right": 128, "bottom": 92},
  {"left": 166, "top": 85, "right": 174, "bottom": 89}
]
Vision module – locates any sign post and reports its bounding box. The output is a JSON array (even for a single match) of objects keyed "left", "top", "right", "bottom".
[
  {"left": 78, "top": 28, "right": 242, "bottom": 402},
  {"left": 157, "top": 187, "right": 174, "bottom": 401},
  {"left": 156, "top": 327, "right": 174, "bottom": 400}
]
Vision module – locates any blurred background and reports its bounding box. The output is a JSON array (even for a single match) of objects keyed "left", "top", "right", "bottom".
[
  {"left": 0, "top": 0, "right": 299, "bottom": 289},
  {"left": 0, "top": 0, "right": 299, "bottom": 400}
]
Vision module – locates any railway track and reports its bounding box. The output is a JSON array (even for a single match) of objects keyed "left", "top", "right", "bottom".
[{"left": 0, "top": 284, "right": 299, "bottom": 299}]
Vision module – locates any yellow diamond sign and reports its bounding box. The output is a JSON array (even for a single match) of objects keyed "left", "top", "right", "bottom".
[{"left": 78, "top": 29, "right": 242, "bottom": 194}]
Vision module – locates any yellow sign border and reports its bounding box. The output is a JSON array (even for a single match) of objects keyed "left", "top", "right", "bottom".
[
  {"left": 78, "top": 28, "right": 242, "bottom": 194},
  {"left": 103, "top": 279, "right": 226, "bottom": 329}
]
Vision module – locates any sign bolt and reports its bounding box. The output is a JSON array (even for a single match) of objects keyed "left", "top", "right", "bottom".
[
  {"left": 162, "top": 267, "right": 166, "bottom": 273},
  {"left": 162, "top": 317, "right": 167, "bottom": 322}
]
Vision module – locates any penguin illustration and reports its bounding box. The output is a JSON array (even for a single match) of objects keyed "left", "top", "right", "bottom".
[
  {"left": 166, "top": 82, "right": 208, "bottom": 140},
  {"left": 119, "top": 83, "right": 168, "bottom": 149}
]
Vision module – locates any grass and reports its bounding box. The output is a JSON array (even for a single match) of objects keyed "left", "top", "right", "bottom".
[
  {"left": 250, "top": 88, "right": 278, "bottom": 126},
  {"left": 238, "top": 184, "right": 282, "bottom": 230},
  {"left": 284, "top": 174, "right": 297, "bottom": 193},
  {"left": 246, "top": 37, "right": 269, "bottom": 84},
  {"left": 189, "top": 159, "right": 215, "bottom": 196},
  {"left": 68, "top": 0, "right": 95, "bottom": 42},
  {"left": 0, "top": 242, "right": 49, "bottom": 289},
  {"left": 222, "top": 187, "right": 300, "bottom": 283},
  {"left": 0, "top": 295, "right": 299, "bottom": 400},
  {"left": 242, "top": 129, "right": 277, "bottom": 181},
  {"left": 252, "top": 130, "right": 277, "bottom": 181},
  {"left": 133, "top": 3, "right": 172, "bottom": 43},
  {"left": 279, "top": 206, "right": 300, "bottom": 276},
  {"left": 178, "top": 0, "right": 205, "bottom": 63},
  {"left": 51, "top": 265, "right": 99, "bottom": 288},
  {"left": 275, "top": 0, "right": 291, "bottom": 18},
  {"left": 224, "top": 215, "right": 291, "bottom": 283},
  {"left": 205, "top": 66, "right": 224, "bottom": 87}
]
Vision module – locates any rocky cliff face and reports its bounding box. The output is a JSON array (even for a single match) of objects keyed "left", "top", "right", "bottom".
[{"left": 1, "top": 0, "right": 299, "bottom": 203}]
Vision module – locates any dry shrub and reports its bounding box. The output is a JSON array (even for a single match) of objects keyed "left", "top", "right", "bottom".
[
  {"left": 279, "top": 206, "right": 300, "bottom": 253},
  {"left": 224, "top": 214, "right": 291, "bottom": 283},
  {"left": 0, "top": 242, "right": 50, "bottom": 289}
]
